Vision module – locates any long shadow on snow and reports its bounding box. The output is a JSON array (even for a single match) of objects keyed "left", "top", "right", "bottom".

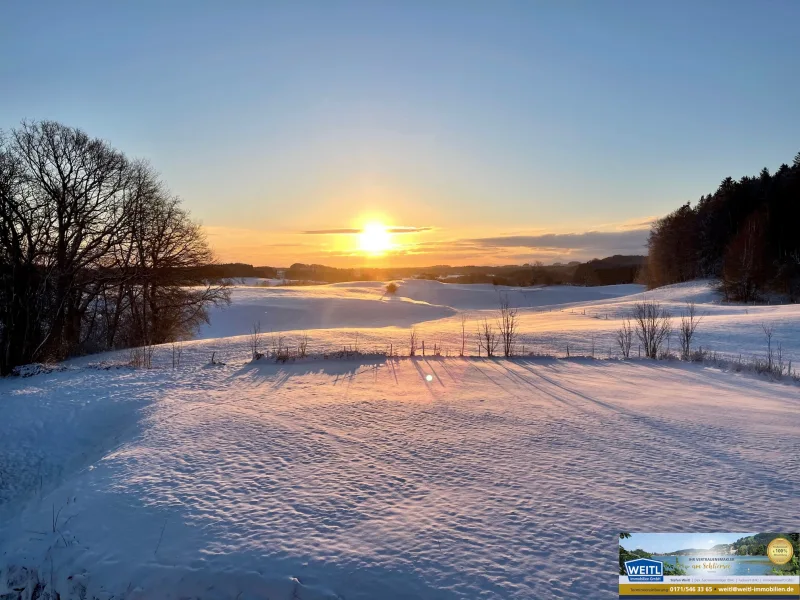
[
  {"left": 627, "top": 359, "right": 800, "bottom": 409},
  {"left": 514, "top": 359, "right": 797, "bottom": 505},
  {"left": 227, "top": 357, "right": 387, "bottom": 389},
  {"left": 0, "top": 367, "right": 158, "bottom": 521},
  {"left": 225, "top": 356, "right": 795, "bottom": 501}
]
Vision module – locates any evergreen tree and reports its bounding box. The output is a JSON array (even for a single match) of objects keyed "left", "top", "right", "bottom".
[{"left": 646, "top": 152, "right": 800, "bottom": 301}]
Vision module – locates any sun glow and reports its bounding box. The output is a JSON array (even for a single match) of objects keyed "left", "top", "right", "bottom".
[{"left": 358, "top": 222, "right": 393, "bottom": 255}]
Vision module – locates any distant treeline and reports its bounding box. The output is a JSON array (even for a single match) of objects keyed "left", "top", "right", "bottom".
[
  {"left": 194, "top": 263, "right": 277, "bottom": 279},
  {"left": 647, "top": 153, "right": 800, "bottom": 301},
  {"left": 213, "top": 255, "right": 646, "bottom": 287},
  {"left": 424, "top": 255, "right": 645, "bottom": 287}
]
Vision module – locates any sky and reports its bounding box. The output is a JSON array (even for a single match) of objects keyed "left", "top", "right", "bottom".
[
  {"left": 622, "top": 533, "right": 758, "bottom": 555},
  {"left": 2, "top": 1, "right": 799, "bottom": 267}
]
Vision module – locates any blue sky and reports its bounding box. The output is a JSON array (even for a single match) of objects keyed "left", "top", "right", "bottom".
[
  {"left": 2, "top": 1, "right": 799, "bottom": 266},
  {"left": 622, "top": 533, "right": 757, "bottom": 555}
]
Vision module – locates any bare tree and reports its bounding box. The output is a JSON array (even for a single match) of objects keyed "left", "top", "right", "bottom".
[
  {"left": 171, "top": 340, "right": 184, "bottom": 369},
  {"left": 4, "top": 121, "right": 132, "bottom": 362},
  {"left": 0, "top": 136, "right": 48, "bottom": 372},
  {"left": 616, "top": 317, "right": 634, "bottom": 359},
  {"left": 409, "top": 326, "right": 418, "bottom": 356},
  {"left": 497, "top": 294, "right": 519, "bottom": 357},
  {"left": 678, "top": 302, "right": 703, "bottom": 360},
  {"left": 129, "top": 342, "right": 154, "bottom": 369},
  {"left": 762, "top": 324, "right": 774, "bottom": 373},
  {"left": 632, "top": 300, "right": 672, "bottom": 359},
  {"left": 249, "top": 321, "right": 263, "bottom": 360},
  {"left": 297, "top": 332, "right": 309, "bottom": 358},
  {"left": 270, "top": 331, "right": 285, "bottom": 358},
  {"left": 125, "top": 187, "right": 229, "bottom": 346},
  {"left": 477, "top": 318, "right": 498, "bottom": 357},
  {"left": 0, "top": 121, "right": 230, "bottom": 373}
]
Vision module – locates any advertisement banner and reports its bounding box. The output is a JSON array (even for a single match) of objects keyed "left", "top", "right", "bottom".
[{"left": 619, "top": 533, "right": 799, "bottom": 598}]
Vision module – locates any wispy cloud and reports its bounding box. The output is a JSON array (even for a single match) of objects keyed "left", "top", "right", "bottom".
[
  {"left": 303, "top": 228, "right": 362, "bottom": 235},
  {"left": 465, "top": 229, "right": 649, "bottom": 255},
  {"left": 598, "top": 216, "right": 659, "bottom": 231},
  {"left": 303, "top": 226, "right": 432, "bottom": 235},
  {"left": 386, "top": 226, "right": 432, "bottom": 234}
]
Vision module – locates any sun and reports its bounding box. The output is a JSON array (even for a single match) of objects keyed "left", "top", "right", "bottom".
[{"left": 358, "top": 222, "right": 393, "bottom": 255}]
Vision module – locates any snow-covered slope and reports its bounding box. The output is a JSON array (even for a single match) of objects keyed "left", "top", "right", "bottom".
[
  {"left": 2, "top": 278, "right": 799, "bottom": 599},
  {"left": 1, "top": 358, "right": 798, "bottom": 599},
  {"left": 387, "top": 279, "right": 643, "bottom": 310},
  {"left": 197, "top": 283, "right": 456, "bottom": 339},
  {"left": 193, "top": 279, "right": 800, "bottom": 363}
]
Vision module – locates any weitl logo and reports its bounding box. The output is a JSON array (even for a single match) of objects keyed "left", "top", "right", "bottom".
[{"left": 624, "top": 558, "right": 664, "bottom": 582}]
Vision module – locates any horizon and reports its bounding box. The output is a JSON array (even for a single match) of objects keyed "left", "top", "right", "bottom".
[
  {"left": 222, "top": 252, "right": 641, "bottom": 271},
  {"left": 3, "top": 1, "right": 800, "bottom": 267}
]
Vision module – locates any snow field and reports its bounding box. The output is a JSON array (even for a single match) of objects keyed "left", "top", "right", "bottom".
[
  {"left": 1, "top": 357, "right": 798, "bottom": 599},
  {"left": 189, "top": 279, "right": 800, "bottom": 366},
  {"left": 2, "top": 278, "right": 799, "bottom": 599}
]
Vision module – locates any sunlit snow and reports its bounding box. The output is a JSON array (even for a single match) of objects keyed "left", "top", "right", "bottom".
[{"left": 1, "top": 279, "right": 798, "bottom": 599}]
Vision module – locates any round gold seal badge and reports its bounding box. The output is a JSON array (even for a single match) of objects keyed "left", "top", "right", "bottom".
[{"left": 766, "top": 537, "right": 794, "bottom": 565}]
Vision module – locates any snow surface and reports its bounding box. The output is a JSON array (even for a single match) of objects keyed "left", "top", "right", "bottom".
[
  {"left": 2, "top": 279, "right": 799, "bottom": 599},
  {"left": 198, "top": 283, "right": 455, "bottom": 339},
  {"left": 194, "top": 279, "right": 800, "bottom": 364}
]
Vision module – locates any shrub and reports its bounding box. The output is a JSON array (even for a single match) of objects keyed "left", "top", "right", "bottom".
[
  {"left": 249, "top": 321, "right": 264, "bottom": 360},
  {"left": 477, "top": 318, "right": 499, "bottom": 357},
  {"left": 497, "top": 294, "right": 519, "bottom": 357},
  {"left": 616, "top": 317, "right": 634, "bottom": 358},
  {"left": 632, "top": 300, "right": 672, "bottom": 359},
  {"left": 678, "top": 303, "right": 703, "bottom": 360},
  {"left": 298, "top": 332, "right": 309, "bottom": 358},
  {"left": 129, "top": 344, "right": 154, "bottom": 368},
  {"left": 409, "top": 327, "right": 418, "bottom": 356}
]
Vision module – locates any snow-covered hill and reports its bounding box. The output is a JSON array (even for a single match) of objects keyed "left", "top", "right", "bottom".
[
  {"left": 197, "top": 282, "right": 457, "bottom": 339},
  {"left": 192, "top": 279, "right": 800, "bottom": 364}
]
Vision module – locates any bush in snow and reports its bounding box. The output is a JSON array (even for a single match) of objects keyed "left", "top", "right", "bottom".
[
  {"left": 687, "top": 343, "right": 800, "bottom": 383},
  {"left": 10, "top": 363, "right": 67, "bottom": 377},
  {"left": 249, "top": 321, "right": 264, "bottom": 360},
  {"left": 616, "top": 318, "right": 634, "bottom": 358},
  {"left": 677, "top": 302, "right": 703, "bottom": 360},
  {"left": 497, "top": 293, "right": 519, "bottom": 357},
  {"left": 297, "top": 332, "right": 309, "bottom": 358},
  {"left": 477, "top": 318, "right": 499, "bottom": 357},
  {"left": 632, "top": 300, "right": 672, "bottom": 359},
  {"left": 171, "top": 340, "right": 184, "bottom": 369},
  {"left": 751, "top": 324, "right": 791, "bottom": 378},
  {"left": 128, "top": 344, "right": 154, "bottom": 369}
]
